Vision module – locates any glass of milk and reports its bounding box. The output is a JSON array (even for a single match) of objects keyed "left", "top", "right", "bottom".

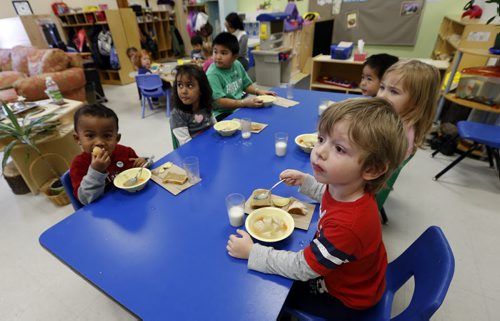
[
  {"left": 275, "top": 132, "right": 288, "bottom": 157},
  {"left": 226, "top": 193, "right": 246, "bottom": 227},
  {"left": 241, "top": 118, "right": 252, "bottom": 139}
]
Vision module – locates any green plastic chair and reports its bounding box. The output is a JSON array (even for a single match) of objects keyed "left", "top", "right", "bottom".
[
  {"left": 171, "top": 129, "right": 180, "bottom": 150},
  {"left": 376, "top": 154, "right": 414, "bottom": 224}
]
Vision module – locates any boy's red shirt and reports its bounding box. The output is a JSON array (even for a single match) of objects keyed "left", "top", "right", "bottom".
[
  {"left": 304, "top": 189, "right": 387, "bottom": 309},
  {"left": 70, "top": 144, "right": 139, "bottom": 197}
]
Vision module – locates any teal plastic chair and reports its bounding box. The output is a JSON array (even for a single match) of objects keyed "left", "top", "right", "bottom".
[
  {"left": 283, "top": 226, "right": 455, "bottom": 321},
  {"left": 171, "top": 129, "right": 180, "bottom": 150}
]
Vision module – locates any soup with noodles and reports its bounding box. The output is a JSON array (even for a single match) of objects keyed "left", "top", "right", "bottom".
[{"left": 252, "top": 215, "right": 288, "bottom": 239}]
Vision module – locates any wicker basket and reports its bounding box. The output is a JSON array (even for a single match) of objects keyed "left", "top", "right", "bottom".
[
  {"left": 29, "top": 153, "right": 71, "bottom": 206},
  {"left": 40, "top": 178, "right": 71, "bottom": 206}
]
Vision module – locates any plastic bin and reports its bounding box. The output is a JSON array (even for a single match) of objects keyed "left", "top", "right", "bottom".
[
  {"left": 456, "top": 66, "right": 500, "bottom": 107},
  {"left": 252, "top": 48, "right": 293, "bottom": 87}
]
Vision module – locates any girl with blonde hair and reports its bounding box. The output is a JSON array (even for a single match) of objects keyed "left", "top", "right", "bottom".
[{"left": 377, "top": 59, "right": 441, "bottom": 158}]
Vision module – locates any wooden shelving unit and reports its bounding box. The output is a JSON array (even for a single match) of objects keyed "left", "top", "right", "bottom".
[
  {"left": 436, "top": 48, "right": 500, "bottom": 119},
  {"left": 310, "top": 55, "right": 363, "bottom": 94},
  {"left": 431, "top": 16, "right": 498, "bottom": 73},
  {"left": 137, "top": 10, "right": 174, "bottom": 61},
  {"left": 443, "top": 93, "right": 500, "bottom": 114},
  {"left": 58, "top": 9, "right": 140, "bottom": 85},
  {"left": 437, "top": 48, "right": 500, "bottom": 158}
]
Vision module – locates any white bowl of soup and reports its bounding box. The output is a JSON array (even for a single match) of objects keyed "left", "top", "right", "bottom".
[
  {"left": 257, "top": 95, "right": 276, "bottom": 107},
  {"left": 113, "top": 167, "right": 151, "bottom": 192},
  {"left": 246, "top": 207, "right": 294, "bottom": 242},
  {"left": 214, "top": 120, "right": 240, "bottom": 136},
  {"left": 295, "top": 133, "right": 318, "bottom": 153}
]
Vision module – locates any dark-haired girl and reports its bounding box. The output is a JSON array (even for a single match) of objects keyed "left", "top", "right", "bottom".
[{"left": 169, "top": 64, "right": 216, "bottom": 146}]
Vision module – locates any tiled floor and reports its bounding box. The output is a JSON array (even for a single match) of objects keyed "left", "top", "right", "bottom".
[{"left": 1, "top": 83, "right": 499, "bottom": 320}]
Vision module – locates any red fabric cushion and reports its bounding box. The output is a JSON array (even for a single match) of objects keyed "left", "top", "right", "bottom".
[
  {"left": 10, "top": 46, "right": 37, "bottom": 74},
  {"left": 0, "top": 88, "right": 18, "bottom": 102},
  {"left": 0, "top": 49, "right": 12, "bottom": 71},
  {"left": 28, "top": 49, "right": 70, "bottom": 76},
  {"left": 0, "top": 71, "right": 25, "bottom": 90}
]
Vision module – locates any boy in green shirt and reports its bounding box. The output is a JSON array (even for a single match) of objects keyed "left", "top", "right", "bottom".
[{"left": 206, "top": 32, "right": 275, "bottom": 119}]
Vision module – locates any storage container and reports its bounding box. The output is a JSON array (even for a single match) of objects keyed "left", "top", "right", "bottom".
[
  {"left": 330, "top": 42, "right": 353, "bottom": 60},
  {"left": 456, "top": 66, "right": 500, "bottom": 107}
]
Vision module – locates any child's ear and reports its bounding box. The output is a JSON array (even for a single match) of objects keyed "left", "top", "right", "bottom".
[
  {"left": 117, "top": 133, "right": 121, "bottom": 143},
  {"left": 362, "top": 163, "right": 389, "bottom": 181}
]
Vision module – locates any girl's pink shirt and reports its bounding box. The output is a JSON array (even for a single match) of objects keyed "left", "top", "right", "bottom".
[
  {"left": 404, "top": 124, "right": 415, "bottom": 159},
  {"left": 203, "top": 57, "right": 214, "bottom": 72}
]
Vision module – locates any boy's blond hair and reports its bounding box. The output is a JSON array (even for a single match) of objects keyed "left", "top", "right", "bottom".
[
  {"left": 318, "top": 98, "right": 407, "bottom": 193},
  {"left": 383, "top": 60, "right": 441, "bottom": 149}
]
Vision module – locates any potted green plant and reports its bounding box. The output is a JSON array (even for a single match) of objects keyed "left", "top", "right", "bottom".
[{"left": 0, "top": 100, "right": 66, "bottom": 198}]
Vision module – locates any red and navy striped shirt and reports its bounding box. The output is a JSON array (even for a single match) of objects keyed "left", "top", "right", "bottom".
[{"left": 304, "top": 188, "right": 387, "bottom": 309}]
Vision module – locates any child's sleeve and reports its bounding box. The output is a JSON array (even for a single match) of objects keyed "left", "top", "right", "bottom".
[
  {"left": 169, "top": 110, "right": 192, "bottom": 146},
  {"left": 248, "top": 244, "right": 320, "bottom": 281},
  {"left": 303, "top": 225, "right": 361, "bottom": 276},
  {"left": 298, "top": 174, "right": 325, "bottom": 202},
  {"left": 77, "top": 166, "right": 108, "bottom": 205}
]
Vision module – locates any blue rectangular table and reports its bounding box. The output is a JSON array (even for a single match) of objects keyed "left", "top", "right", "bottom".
[{"left": 40, "top": 89, "right": 357, "bottom": 320}]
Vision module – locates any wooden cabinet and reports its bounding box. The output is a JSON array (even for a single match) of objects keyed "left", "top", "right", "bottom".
[
  {"left": 310, "top": 54, "right": 450, "bottom": 94},
  {"left": 58, "top": 9, "right": 140, "bottom": 85},
  {"left": 432, "top": 16, "right": 498, "bottom": 72},
  {"left": 310, "top": 55, "right": 363, "bottom": 94}
]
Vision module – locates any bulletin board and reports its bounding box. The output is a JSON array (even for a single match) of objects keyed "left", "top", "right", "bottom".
[{"left": 332, "top": 0, "right": 425, "bottom": 46}]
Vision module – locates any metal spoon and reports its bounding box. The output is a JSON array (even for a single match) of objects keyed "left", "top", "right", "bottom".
[
  {"left": 124, "top": 156, "right": 154, "bottom": 187},
  {"left": 254, "top": 179, "right": 285, "bottom": 200}
]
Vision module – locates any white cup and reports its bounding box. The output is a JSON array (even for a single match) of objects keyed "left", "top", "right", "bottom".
[
  {"left": 182, "top": 156, "right": 200, "bottom": 183},
  {"left": 275, "top": 132, "right": 288, "bottom": 157},
  {"left": 286, "top": 82, "right": 294, "bottom": 99},
  {"left": 241, "top": 118, "right": 252, "bottom": 139},
  {"left": 226, "top": 193, "right": 246, "bottom": 227}
]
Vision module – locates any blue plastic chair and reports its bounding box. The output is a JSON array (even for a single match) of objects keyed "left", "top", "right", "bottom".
[
  {"left": 61, "top": 170, "right": 83, "bottom": 210},
  {"left": 135, "top": 74, "right": 170, "bottom": 119},
  {"left": 283, "top": 226, "right": 455, "bottom": 321},
  {"left": 433, "top": 121, "right": 500, "bottom": 180}
]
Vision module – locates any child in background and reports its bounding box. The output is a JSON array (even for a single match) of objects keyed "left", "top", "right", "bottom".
[
  {"left": 360, "top": 53, "right": 398, "bottom": 97},
  {"left": 377, "top": 59, "right": 441, "bottom": 159},
  {"left": 206, "top": 32, "right": 275, "bottom": 120},
  {"left": 135, "top": 49, "right": 170, "bottom": 105},
  {"left": 169, "top": 64, "right": 216, "bottom": 146},
  {"left": 225, "top": 12, "right": 249, "bottom": 70},
  {"left": 126, "top": 47, "right": 139, "bottom": 70},
  {"left": 227, "top": 98, "right": 407, "bottom": 320},
  {"left": 190, "top": 35, "right": 203, "bottom": 61},
  {"left": 135, "top": 49, "right": 156, "bottom": 75},
  {"left": 70, "top": 103, "right": 148, "bottom": 205},
  {"left": 202, "top": 42, "right": 214, "bottom": 72}
]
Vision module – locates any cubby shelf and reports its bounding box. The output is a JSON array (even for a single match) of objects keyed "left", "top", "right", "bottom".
[
  {"left": 57, "top": 9, "right": 140, "bottom": 85},
  {"left": 136, "top": 10, "right": 174, "bottom": 61}
]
